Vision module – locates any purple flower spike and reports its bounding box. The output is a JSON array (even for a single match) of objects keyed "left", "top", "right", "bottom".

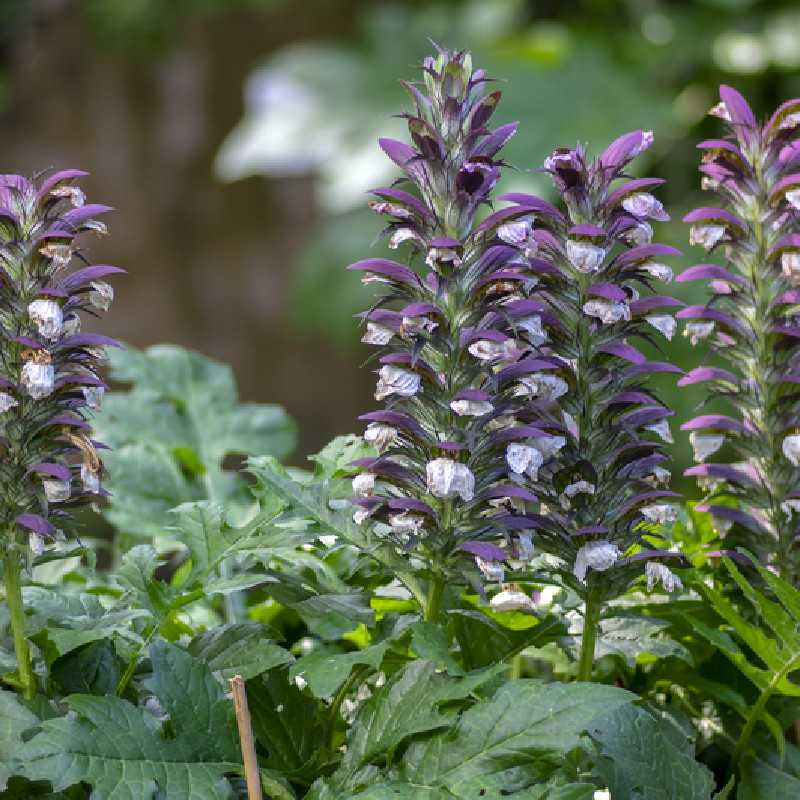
[
  {"left": 498, "top": 124, "right": 680, "bottom": 601},
  {"left": 0, "top": 169, "right": 118, "bottom": 557},
  {"left": 680, "top": 86, "right": 800, "bottom": 576},
  {"left": 349, "top": 49, "right": 539, "bottom": 576}
]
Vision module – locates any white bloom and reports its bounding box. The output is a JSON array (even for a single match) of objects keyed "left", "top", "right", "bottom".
[
  {"left": 779, "top": 112, "right": 800, "bottom": 131},
  {"left": 43, "top": 479, "right": 71, "bottom": 503},
  {"left": 709, "top": 101, "right": 731, "bottom": 121},
  {"left": 388, "top": 227, "right": 423, "bottom": 249},
  {"left": 516, "top": 531, "right": 535, "bottom": 562},
  {"left": 561, "top": 480, "right": 595, "bottom": 508},
  {"left": 583, "top": 299, "right": 630, "bottom": 324},
  {"left": 318, "top": 534, "right": 338, "bottom": 547},
  {"left": 781, "top": 252, "right": 800, "bottom": 286},
  {"left": 622, "top": 221, "right": 653, "bottom": 246},
  {"left": 641, "top": 261, "right": 673, "bottom": 282},
  {"left": 81, "top": 463, "right": 101, "bottom": 494},
  {"left": 563, "top": 411, "right": 579, "bottom": 439},
  {"left": 450, "top": 398, "right": 493, "bottom": 416},
  {"left": 63, "top": 314, "right": 81, "bottom": 337},
  {"left": 566, "top": 240, "right": 605, "bottom": 273},
  {"left": 646, "top": 561, "right": 683, "bottom": 593},
  {"left": 684, "top": 321, "right": 715, "bottom": 345},
  {"left": 21, "top": 361, "right": 55, "bottom": 399},
  {"left": 533, "top": 435, "right": 567, "bottom": 458},
  {"left": 364, "top": 422, "right": 397, "bottom": 451},
  {"left": 362, "top": 322, "right": 395, "bottom": 345},
  {"left": 648, "top": 465, "right": 672, "bottom": 486},
  {"left": 689, "top": 224, "right": 726, "bottom": 250},
  {"left": 646, "top": 314, "right": 676, "bottom": 340},
  {"left": 497, "top": 220, "right": 537, "bottom": 257},
  {"left": 0, "top": 392, "right": 18, "bottom": 413},
  {"left": 622, "top": 192, "right": 665, "bottom": 220},
  {"left": 389, "top": 512, "right": 425, "bottom": 539},
  {"left": 476, "top": 556, "right": 504, "bottom": 582},
  {"left": 517, "top": 315, "right": 547, "bottom": 346},
  {"left": 514, "top": 373, "right": 568, "bottom": 403},
  {"left": 425, "top": 247, "right": 461, "bottom": 269},
  {"left": 400, "top": 315, "right": 437, "bottom": 337},
  {"left": 641, "top": 504, "right": 677, "bottom": 524},
  {"left": 781, "top": 499, "right": 800, "bottom": 516},
  {"left": 690, "top": 432, "right": 724, "bottom": 462},
  {"left": 593, "top": 790, "right": 611, "bottom": 800},
  {"left": 375, "top": 366, "right": 420, "bottom": 400},
  {"left": 89, "top": 281, "right": 114, "bottom": 311},
  {"left": 293, "top": 674, "right": 308, "bottom": 690},
  {"left": 574, "top": 540, "right": 621, "bottom": 583},
  {"left": 490, "top": 589, "right": 534, "bottom": 612},
  {"left": 353, "top": 507, "right": 374, "bottom": 526},
  {"left": 486, "top": 414, "right": 516, "bottom": 432},
  {"left": 352, "top": 473, "right": 375, "bottom": 497},
  {"left": 506, "top": 443, "right": 544, "bottom": 480},
  {"left": 38, "top": 243, "right": 72, "bottom": 270},
  {"left": 28, "top": 299, "right": 63, "bottom": 340},
  {"left": 426, "top": 458, "right": 475, "bottom": 501},
  {"left": 29, "top": 531, "right": 46, "bottom": 556},
  {"left": 82, "top": 385, "right": 104, "bottom": 409},
  {"left": 51, "top": 185, "right": 85, "bottom": 206},
  {"left": 785, "top": 188, "right": 800, "bottom": 211},
  {"left": 783, "top": 434, "right": 800, "bottom": 466},
  {"left": 468, "top": 339, "right": 517, "bottom": 363},
  {"left": 645, "top": 418, "right": 673, "bottom": 444}
]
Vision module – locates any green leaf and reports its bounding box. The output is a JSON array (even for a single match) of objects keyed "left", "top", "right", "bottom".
[
  {"left": 401, "top": 681, "right": 632, "bottom": 796},
  {"left": 289, "top": 592, "right": 376, "bottom": 640},
  {"left": 248, "top": 669, "right": 326, "bottom": 779},
  {"left": 50, "top": 640, "right": 122, "bottom": 696},
  {"left": 593, "top": 615, "right": 691, "bottom": 667},
  {"left": 450, "top": 609, "right": 566, "bottom": 670},
  {"left": 410, "top": 621, "right": 464, "bottom": 676},
  {"left": 289, "top": 642, "right": 388, "bottom": 698},
  {"left": 588, "top": 703, "right": 715, "bottom": 799},
  {"left": 342, "top": 660, "right": 509, "bottom": 775},
  {"left": 21, "top": 641, "right": 242, "bottom": 799},
  {"left": 0, "top": 690, "right": 38, "bottom": 789},
  {"left": 188, "top": 623, "right": 293, "bottom": 680},
  {"left": 738, "top": 755, "right": 800, "bottom": 800}
]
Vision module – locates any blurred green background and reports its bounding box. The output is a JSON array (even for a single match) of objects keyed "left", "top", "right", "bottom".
[{"left": 1, "top": 0, "right": 799, "bottom": 489}]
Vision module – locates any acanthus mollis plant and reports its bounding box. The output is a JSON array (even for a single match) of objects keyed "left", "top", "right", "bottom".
[
  {"left": 0, "top": 171, "right": 120, "bottom": 698},
  {"left": 347, "top": 48, "right": 552, "bottom": 620},
  {"left": 500, "top": 132, "right": 685, "bottom": 680},
  {"left": 676, "top": 86, "right": 800, "bottom": 583}
]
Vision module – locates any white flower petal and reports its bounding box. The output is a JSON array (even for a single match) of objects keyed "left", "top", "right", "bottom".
[
  {"left": 645, "top": 561, "right": 683, "bottom": 593},
  {"left": 28, "top": 299, "right": 63, "bottom": 340},
  {"left": 574, "top": 540, "right": 620, "bottom": 583},
  {"left": 783, "top": 434, "right": 800, "bottom": 466},
  {"left": 583, "top": 299, "right": 630, "bottom": 324},
  {"left": 352, "top": 473, "right": 375, "bottom": 497},
  {"left": 426, "top": 458, "right": 475, "bottom": 501},
  {"left": 490, "top": 589, "right": 534, "bottom": 612},
  {"left": 364, "top": 422, "right": 397, "bottom": 451},
  {"left": 450, "top": 399, "right": 493, "bottom": 416},
  {"left": 690, "top": 432, "right": 725, "bottom": 462},
  {"left": 21, "top": 362, "right": 55, "bottom": 399},
  {"left": 566, "top": 240, "right": 605, "bottom": 273},
  {"left": 641, "top": 504, "right": 677, "bottom": 524},
  {"left": 689, "top": 224, "right": 726, "bottom": 250},
  {"left": 0, "top": 392, "right": 18, "bottom": 413},
  {"left": 362, "top": 322, "right": 395, "bottom": 345},
  {"left": 375, "top": 366, "right": 420, "bottom": 400}
]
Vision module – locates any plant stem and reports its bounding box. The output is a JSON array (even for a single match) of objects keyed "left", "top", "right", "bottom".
[
  {"left": 3, "top": 553, "right": 34, "bottom": 699},
  {"left": 577, "top": 592, "right": 601, "bottom": 682},
  {"left": 424, "top": 573, "right": 445, "bottom": 623}
]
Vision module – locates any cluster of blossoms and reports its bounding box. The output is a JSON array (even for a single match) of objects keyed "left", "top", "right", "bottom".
[
  {"left": 348, "top": 48, "right": 546, "bottom": 606},
  {"left": 677, "top": 86, "right": 800, "bottom": 581},
  {"left": 0, "top": 171, "right": 119, "bottom": 557},
  {"left": 499, "top": 131, "right": 685, "bottom": 605}
]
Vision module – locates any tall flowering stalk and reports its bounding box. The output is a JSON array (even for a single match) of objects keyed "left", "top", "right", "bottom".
[
  {"left": 677, "top": 86, "right": 800, "bottom": 583},
  {"left": 500, "top": 133, "right": 684, "bottom": 679},
  {"left": 348, "top": 48, "right": 547, "bottom": 620},
  {"left": 0, "top": 172, "right": 119, "bottom": 697}
]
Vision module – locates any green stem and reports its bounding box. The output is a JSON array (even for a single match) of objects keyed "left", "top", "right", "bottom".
[
  {"left": 729, "top": 656, "right": 800, "bottom": 777},
  {"left": 577, "top": 592, "right": 601, "bottom": 682},
  {"left": 3, "top": 553, "right": 34, "bottom": 699},
  {"left": 424, "top": 573, "right": 445, "bottom": 623},
  {"left": 509, "top": 654, "right": 523, "bottom": 680}
]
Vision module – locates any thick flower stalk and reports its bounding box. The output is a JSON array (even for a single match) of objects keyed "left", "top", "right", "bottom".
[
  {"left": 500, "top": 132, "right": 684, "bottom": 679},
  {"left": 677, "top": 86, "right": 800, "bottom": 583},
  {"left": 348, "top": 48, "right": 544, "bottom": 620},
  {"left": 0, "top": 171, "right": 119, "bottom": 697}
]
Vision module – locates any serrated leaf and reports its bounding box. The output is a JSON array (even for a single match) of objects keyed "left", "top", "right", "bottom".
[
  {"left": 341, "top": 660, "right": 508, "bottom": 776},
  {"left": 410, "top": 621, "right": 464, "bottom": 676},
  {"left": 401, "top": 681, "right": 632, "bottom": 796},
  {"left": 188, "top": 623, "right": 293, "bottom": 680},
  {"left": 290, "top": 592, "right": 376, "bottom": 640},
  {"left": 738, "top": 755, "right": 800, "bottom": 800},
  {"left": 593, "top": 615, "right": 691, "bottom": 667},
  {"left": 588, "top": 703, "right": 714, "bottom": 800},
  {"left": 289, "top": 641, "right": 388, "bottom": 698},
  {"left": 50, "top": 640, "right": 122, "bottom": 696},
  {"left": 0, "top": 690, "right": 38, "bottom": 789},
  {"left": 450, "top": 609, "right": 567, "bottom": 670},
  {"left": 248, "top": 669, "right": 326, "bottom": 779},
  {"left": 21, "top": 641, "right": 243, "bottom": 799}
]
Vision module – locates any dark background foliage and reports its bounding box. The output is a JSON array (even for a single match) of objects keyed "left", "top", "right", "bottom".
[{"left": 2, "top": 0, "right": 798, "bottom": 484}]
